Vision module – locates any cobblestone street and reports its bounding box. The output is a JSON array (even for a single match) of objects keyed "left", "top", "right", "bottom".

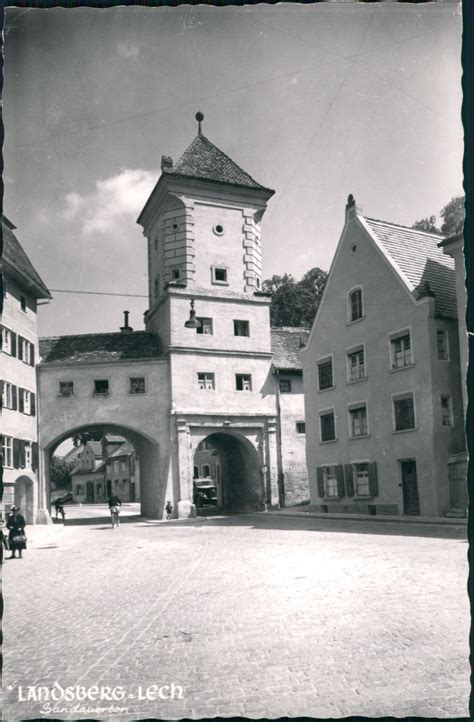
[{"left": 2, "top": 514, "right": 469, "bottom": 720}]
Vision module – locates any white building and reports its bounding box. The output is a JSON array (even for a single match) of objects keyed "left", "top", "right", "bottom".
[{"left": 1, "top": 217, "right": 51, "bottom": 522}]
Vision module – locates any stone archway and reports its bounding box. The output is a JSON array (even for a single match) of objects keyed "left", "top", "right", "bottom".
[
  {"left": 14, "top": 475, "right": 35, "bottom": 523},
  {"left": 43, "top": 423, "right": 163, "bottom": 519},
  {"left": 193, "top": 431, "right": 264, "bottom": 512}
]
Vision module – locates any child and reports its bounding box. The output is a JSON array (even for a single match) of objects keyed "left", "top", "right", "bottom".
[{"left": 165, "top": 501, "right": 173, "bottom": 520}]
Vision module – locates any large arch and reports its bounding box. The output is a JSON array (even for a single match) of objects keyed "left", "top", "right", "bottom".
[
  {"left": 193, "top": 430, "right": 265, "bottom": 512},
  {"left": 42, "top": 423, "right": 163, "bottom": 519}
]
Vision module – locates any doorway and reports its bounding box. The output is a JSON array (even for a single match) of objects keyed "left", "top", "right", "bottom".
[
  {"left": 401, "top": 459, "right": 420, "bottom": 515},
  {"left": 86, "top": 481, "right": 95, "bottom": 503}
]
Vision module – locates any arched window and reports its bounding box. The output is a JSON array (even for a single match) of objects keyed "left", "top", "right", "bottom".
[
  {"left": 193, "top": 466, "right": 199, "bottom": 478},
  {"left": 348, "top": 287, "right": 363, "bottom": 322},
  {"left": 202, "top": 464, "right": 210, "bottom": 478}
]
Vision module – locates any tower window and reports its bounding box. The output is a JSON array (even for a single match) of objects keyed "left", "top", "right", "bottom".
[
  {"left": 213, "top": 224, "right": 224, "bottom": 236},
  {"left": 236, "top": 374, "right": 252, "bottom": 391},
  {"left": 212, "top": 267, "right": 228, "bottom": 285},
  {"left": 20, "top": 295, "right": 27, "bottom": 312},
  {"left": 171, "top": 268, "right": 181, "bottom": 281},
  {"left": 198, "top": 373, "right": 215, "bottom": 390},
  {"left": 233, "top": 320, "right": 250, "bottom": 337},
  {"left": 93, "top": 379, "right": 109, "bottom": 396},
  {"left": 197, "top": 318, "right": 213, "bottom": 335}
]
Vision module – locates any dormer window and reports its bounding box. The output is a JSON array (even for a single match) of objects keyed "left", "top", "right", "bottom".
[{"left": 212, "top": 267, "right": 228, "bottom": 285}]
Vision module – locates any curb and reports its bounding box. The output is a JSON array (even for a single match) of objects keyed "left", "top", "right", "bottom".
[{"left": 243, "top": 510, "right": 468, "bottom": 526}]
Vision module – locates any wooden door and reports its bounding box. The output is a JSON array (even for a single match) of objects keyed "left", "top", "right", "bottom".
[
  {"left": 86, "top": 481, "right": 94, "bottom": 503},
  {"left": 401, "top": 460, "right": 420, "bottom": 515}
]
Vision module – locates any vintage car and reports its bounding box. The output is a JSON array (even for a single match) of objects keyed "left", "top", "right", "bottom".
[{"left": 193, "top": 478, "right": 218, "bottom": 507}]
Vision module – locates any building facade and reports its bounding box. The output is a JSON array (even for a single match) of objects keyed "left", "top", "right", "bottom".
[
  {"left": 1, "top": 217, "right": 51, "bottom": 522},
  {"left": 302, "top": 196, "right": 465, "bottom": 518},
  {"left": 37, "top": 116, "right": 309, "bottom": 519}
]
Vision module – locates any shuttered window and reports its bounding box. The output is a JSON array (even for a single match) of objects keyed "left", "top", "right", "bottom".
[
  {"left": 1, "top": 436, "right": 13, "bottom": 468},
  {"left": 320, "top": 411, "right": 336, "bottom": 442}
]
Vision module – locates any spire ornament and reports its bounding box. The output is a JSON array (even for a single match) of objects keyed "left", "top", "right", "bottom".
[{"left": 195, "top": 111, "right": 204, "bottom": 136}]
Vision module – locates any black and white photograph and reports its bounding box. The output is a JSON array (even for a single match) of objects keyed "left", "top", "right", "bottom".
[{"left": 1, "top": 1, "right": 469, "bottom": 719}]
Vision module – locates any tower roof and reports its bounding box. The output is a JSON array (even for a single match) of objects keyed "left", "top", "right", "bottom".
[
  {"left": 164, "top": 133, "right": 273, "bottom": 193},
  {"left": 2, "top": 217, "right": 51, "bottom": 299}
]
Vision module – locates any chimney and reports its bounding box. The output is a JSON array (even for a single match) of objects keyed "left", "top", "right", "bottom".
[
  {"left": 345, "top": 193, "right": 361, "bottom": 222},
  {"left": 161, "top": 155, "right": 173, "bottom": 172},
  {"left": 120, "top": 310, "right": 133, "bottom": 333}
]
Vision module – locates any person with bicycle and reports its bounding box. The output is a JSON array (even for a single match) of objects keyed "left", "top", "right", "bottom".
[{"left": 107, "top": 494, "right": 122, "bottom": 528}]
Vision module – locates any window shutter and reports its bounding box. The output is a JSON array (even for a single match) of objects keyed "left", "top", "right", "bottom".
[
  {"left": 19, "top": 440, "right": 26, "bottom": 469},
  {"left": 19, "top": 388, "right": 24, "bottom": 413},
  {"left": 344, "top": 464, "right": 355, "bottom": 497},
  {"left": 32, "top": 442, "right": 39, "bottom": 472},
  {"left": 17, "top": 336, "right": 23, "bottom": 361},
  {"left": 30, "top": 392, "right": 36, "bottom": 417},
  {"left": 30, "top": 343, "right": 35, "bottom": 366},
  {"left": 336, "top": 465, "right": 345, "bottom": 497},
  {"left": 368, "top": 462, "right": 378, "bottom": 497},
  {"left": 11, "top": 332, "right": 17, "bottom": 357},
  {"left": 13, "top": 438, "right": 21, "bottom": 469},
  {"left": 11, "top": 385, "right": 17, "bottom": 411},
  {"left": 316, "top": 467, "right": 325, "bottom": 498}
]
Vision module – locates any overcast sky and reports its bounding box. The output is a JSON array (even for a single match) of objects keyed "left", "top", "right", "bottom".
[{"left": 4, "top": 3, "right": 462, "bottom": 337}]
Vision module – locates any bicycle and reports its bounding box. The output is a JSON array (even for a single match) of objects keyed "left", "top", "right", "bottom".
[{"left": 110, "top": 505, "right": 120, "bottom": 528}]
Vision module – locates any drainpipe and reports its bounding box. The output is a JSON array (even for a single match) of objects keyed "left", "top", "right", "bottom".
[{"left": 274, "top": 367, "right": 285, "bottom": 508}]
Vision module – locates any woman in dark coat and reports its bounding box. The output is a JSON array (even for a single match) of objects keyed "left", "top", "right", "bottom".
[{"left": 6, "top": 506, "right": 27, "bottom": 559}]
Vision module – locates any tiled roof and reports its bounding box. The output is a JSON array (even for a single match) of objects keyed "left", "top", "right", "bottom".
[
  {"left": 271, "top": 327, "right": 310, "bottom": 370},
  {"left": 166, "top": 134, "right": 273, "bottom": 192},
  {"left": 71, "top": 459, "right": 106, "bottom": 476},
  {"left": 86, "top": 441, "right": 104, "bottom": 458},
  {"left": 108, "top": 441, "right": 134, "bottom": 459},
  {"left": 2, "top": 219, "right": 51, "bottom": 299},
  {"left": 103, "top": 434, "right": 126, "bottom": 444},
  {"left": 39, "top": 331, "right": 165, "bottom": 364},
  {"left": 363, "top": 217, "right": 457, "bottom": 318}
]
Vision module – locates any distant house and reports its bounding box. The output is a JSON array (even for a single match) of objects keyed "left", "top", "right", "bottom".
[
  {"left": 102, "top": 435, "right": 140, "bottom": 502},
  {"left": 70, "top": 441, "right": 106, "bottom": 503},
  {"left": 70, "top": 436, "right": 140, "bottom": 503},
  {"left": 302, "top": 195, "right": 465, "bottom": 518},
  {"left": 1, "top": 217, "right": 51, "bottom": 522}
]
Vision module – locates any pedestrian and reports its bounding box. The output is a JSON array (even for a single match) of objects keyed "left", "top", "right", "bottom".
[
  {"left": 165, "top": 500, "right": 173, "bottom": 520},
  {"left": 1, "top": 516, "right": 9, "bottom": 553},
  {"left": 107, "top": 493, "right": 122, "bottom": 528},
  {"left": 6, "top": 506, "right": 27, "bottom": 559},
  {"left": 54, "top": 500, "right": 65, "bottom": 521}
]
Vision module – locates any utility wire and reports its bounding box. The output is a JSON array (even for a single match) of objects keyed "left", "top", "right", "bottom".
[{"left": 49, "top": 288, "right": 147, "bottom": 298}]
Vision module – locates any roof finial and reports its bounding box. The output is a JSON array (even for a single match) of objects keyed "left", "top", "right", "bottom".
[{"left": 195, "top": 111, "right": 204, "bottom": 136}]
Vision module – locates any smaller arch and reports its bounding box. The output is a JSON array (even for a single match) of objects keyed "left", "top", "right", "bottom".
[{"left": 14, "top": 474, "right": 35, "bottom": 523}]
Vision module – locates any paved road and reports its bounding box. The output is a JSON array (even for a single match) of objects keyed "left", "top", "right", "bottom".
[{"left": 2, "top": 515, "right": 469, "bottom": 720}]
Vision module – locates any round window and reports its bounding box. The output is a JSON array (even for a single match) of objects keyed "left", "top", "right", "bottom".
[
  {"left": 213, "top": 224, "right": 224, "bottom": 236},
  {"left": 172, "top": 223, "right": 178, "bottom": 230}
]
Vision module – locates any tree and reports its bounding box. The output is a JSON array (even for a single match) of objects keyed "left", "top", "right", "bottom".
[
  {"left": 262, "top": 267, "right": 327, "bottom": 327},
  {"left": 412, "top": 216, "right": 440, "bottom": 234},
  {"left": 50, "top": 456, "right": 74, "bottom": 490},
  {"left": 412, "top": 196, "right": 464, "bottom": 237},
  {"left": 440, "top": 195, "right": 465, "bottom": 236}
]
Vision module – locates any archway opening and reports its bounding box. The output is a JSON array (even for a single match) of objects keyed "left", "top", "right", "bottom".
[
  {"left": 193, "top": 432, "right": 264, "bottom": 513},
  {"left": 14, "top": 475, "right": 35, "bottom": 523},
  {"left": 45, "top": 423, "right": 162, "bottom": 520}
]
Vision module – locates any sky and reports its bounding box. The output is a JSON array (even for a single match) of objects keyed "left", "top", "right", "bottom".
[{"left": 4, "top": 2, "right": 463, "bottom": 338}]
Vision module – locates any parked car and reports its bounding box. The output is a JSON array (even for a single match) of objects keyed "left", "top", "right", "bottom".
[{"left": 193, "top": 478, "right": 218, "bottom": 507}]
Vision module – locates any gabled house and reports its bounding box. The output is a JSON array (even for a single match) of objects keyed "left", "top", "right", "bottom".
[
  {"left": 302, "top": 195, "right": 465, "bottom": 518},
  {"left": 1, "top": 217, "right": 51, "bottom": 522},
  {"left": 70, "top": 440, "right": 106, "bottom": 503}
]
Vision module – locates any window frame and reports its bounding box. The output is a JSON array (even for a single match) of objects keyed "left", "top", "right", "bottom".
[
  {"left": 346, "top": 344, "right": 366, "bottom": 383},
  {"left": 197, "top": 372, "right": 216, "bottom": 391},
  {"left": 392, "top": 391, "right": 417, "bottom": 432},
  {"left": 211, "top": 266, "right": 229, "bottom": 285},
  {"left": 196, "top": 317, "right": 213, "bottom": 336},
  {"left": 347, "top": 286, "right": 364, "bottom": 323},
  {"left": 389, "top": 327, "right": 414, "bottom": 370},
  {"left": 59, "top": 381, "right": 74, "bottom": 398},
  {"left": 233, "top": 320, "right": 250, "bottom": 337},
  {"left": 317, "top": 355, "right": 334, "bottom": 392},
  {"left": 170, "top": 267, "right": 182, "bottom": 281},
  {"left": 319, "top": 407, "right": 337, "bottom": 443},
  {"left": 129, "top": 377, "right": 146, "bottom": 395},
  {"left": 440, "top": 394, "right": 453, "bottom": 426},
  {"left": 279, "top": 378, "right": 292, "bottom": 394},
  {"left": 2, "top": 381, "right": 13, "bottom": 409},
  {"left": 1, "top": 435, "right": 13, "bottom": 468},
  {"left": 322, "top": 465, "right": 339, "bottom": 498},
  {"left": 353, "top": 461, "right": 371, "bottom": 497},
  {"left": 235, "top": 373, "right": 252, "bottom": 392},
  {"left": 436, "top": 329, "right": 450, "bottom": 361},
  {"left": 93, "top": 379, "right": 110, "bottom": 396},
  {"left": 2, "top": 326, "right": 12, "bottom": 355},
  {"left": 20, "top": 294, "right": 27, "bottom": 313},
  {"left": 296, "top": 421, "right": 306, "bottom": 434},
  {"left": 348, "top": 401, "right": 369, "bottom": 438}
]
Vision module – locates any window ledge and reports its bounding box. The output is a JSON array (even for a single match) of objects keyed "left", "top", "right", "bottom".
[
  {"left": 129, "top": 392, "right": 147, "bottom": 396},
  {"left": 389, "top": 363, "right": 415, "bottom": 373},
  {"left": 323, "top": 496, "right": 342, "bottom": 501},
  {"left": 349, "top": 434, "right": 371, "bottom": 440},
  {"left": 57, "top": 395, "right": 74, "bottom": 399},
  {"left": 317, "top": 386, "right": 335, "bottom": 394},
  {"left": 354, "top": 495, "right": 373, "bottom": 500},
  {"left": 346, "top": 376, "right": 367, "bottom": 385},
  {"left": 393, "top": 427, "right": 418, "bottom": 434},
  {"left": 212, "top": 281, "right": 229, "bottom": 286},
  {"left": 93, "top": 393, "right": 110, "bottom": 397},
  {"left": 319, "top": 438, "right": 338, "bottom": 444},
  {"left": 347, "top": 316, "right": 365, "bottom": 326}
]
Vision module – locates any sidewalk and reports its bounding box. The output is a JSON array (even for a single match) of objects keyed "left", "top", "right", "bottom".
[{"left": 254, "top": 505, "right": 468, "bottom": 526}]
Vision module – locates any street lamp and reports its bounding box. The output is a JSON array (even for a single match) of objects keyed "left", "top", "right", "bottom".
[{"left": 184, "top": 299, "right": 200, "bottom": 329}]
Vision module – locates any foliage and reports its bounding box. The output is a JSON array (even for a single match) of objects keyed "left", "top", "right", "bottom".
[
  {"left": 50, "top": 456, "right": 74, "bottom": 490},
  {"left": 262, "top": 267, "right": 327, "bottom": 327},
  {"left": 412, "top": 196, "right": 464, "bottom": 237}
]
